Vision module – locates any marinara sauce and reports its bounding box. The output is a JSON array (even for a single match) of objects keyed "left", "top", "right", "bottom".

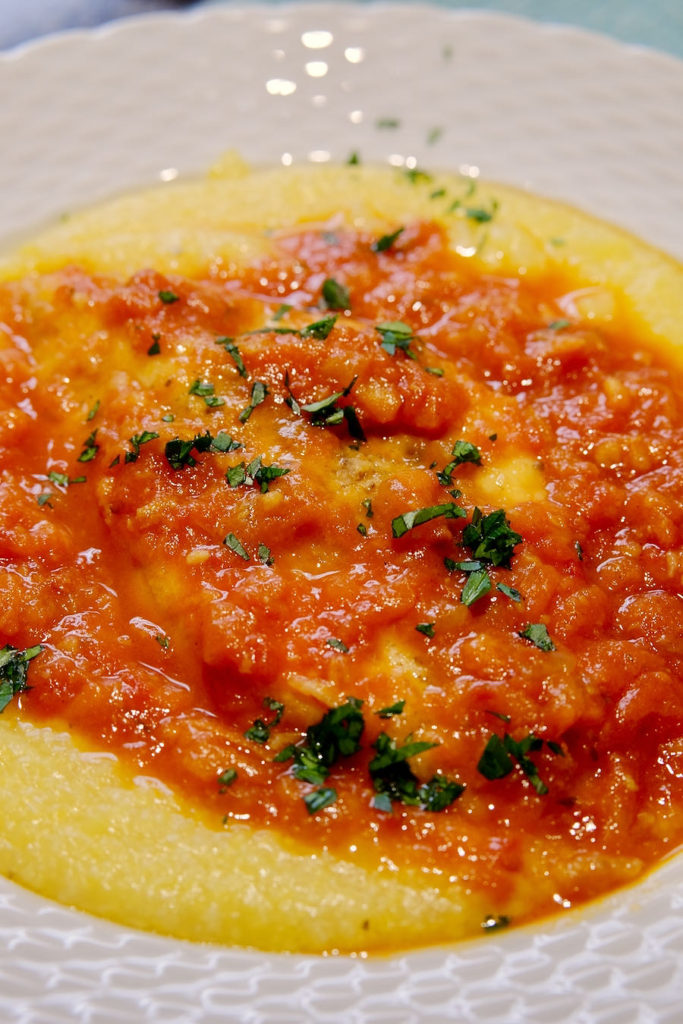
[{"left": 1, "top": 218, "right": 681, "bottom": 923}]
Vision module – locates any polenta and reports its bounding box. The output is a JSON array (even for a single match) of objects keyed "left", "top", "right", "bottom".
[{"left": 0, "top": 161, "right": 682, "bottom": 953}]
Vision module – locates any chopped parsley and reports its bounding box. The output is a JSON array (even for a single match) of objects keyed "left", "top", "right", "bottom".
[
  {"left": 290, "top": 377, "right": 365, "bottom": 442},
  {"left": 158, "top": 289, "right": 179, "bottom": 304},
  {"left": 258, "top": 542, "right": 273, "bottom": 565},
  {"left": 223, "top": 532, "right": 250, "bottom": 560},
  {"left": 0, "top": 643, "right": 43, "bottom": 713},
  {"left": 461, "top": 568, "right": 492, "bottom": 607},
  {"left": 362, "top": 498, "right": 374, "bottom": 518},
  {"left": 575, "top": 540, "right": 584, "bottom": 561},
  {"left": 225, "top": 455, "right": 290, "bottom": 493},
  {"left": 518, "top": 623, "right": 556, "bottom": 651},
  {"left": 215, "top": 336, "right": 248, "bottom": 378},
  {"left": 188, "top": 379, "right": 225, "bottom": 409},
  {"left": 77, "top": 429, "right": 99, "bottom": 463},
  {"left": 371, "top": 227, "right": 404, "bottom": 253},
  {"left": 86, "top": 400, "right": 100, "bottom": 422},
  {"left": 304, "top": 787, "right": 338, "bottom": 814},
  {"left": 238, "top": 380, "right": 269, "bottom": 424},
  {"left": 165, "top": 430, "right": 240, "bottom": 470},
  {"left": 477, "top": 731, "right": 561, "bottom": 796},
  {"left": 392, "top": 501, "right": 465, "bottom": 539},
  {"left": 548, "top": 318, "right": 571, "bottom": 330},
  {"left": 376, "top": 116, "right": 400, "bottom": 129},
  {"left": 321, "top": 278, "right": 351, "bottom": 311},
  {"left": 496, "top": 582, "right": 523, "bottom": 602},
  {"left": 121, "top": 430, "right": 159, "bottom": 464},
  {"left": 376, "top": 700, "right": 405, "bottom": 718},
  {"left": 357, "top": 522, "right": 368, "bottom": 537},
  {"left": 462, "top": 507, "right": 522, "bottom": 568},
  {"left": 415, "top": 623, "right": 435, "bottom": 638},
  {"left": 147, "top": 335, "right": 161, "bottom": 356},
  {"left": 437, "top": 439, "right": 481, "bottom": 486},
  {"left": 370, "top": 732, "right": 464, "bottom": 811},
  {"left": 217, "top": 768, "right": 238, "bottom": 790},
  {"left": 375, "top": 320, "right": 416, "bottom": 359},
  {"left": 46, "top": 470, "right": 86, "bottom": 487},
  {"left": 245, "top": 697, "right": 285, "bottom": 744},
  {"left": 300, "top": 314, "right": 338, "bottom": 340},
  {"left": 326, "top": 637, "right": 349, "bottom": 653},
  {"left": 274, "top": 697, "right": 364, "bottom": 787}
]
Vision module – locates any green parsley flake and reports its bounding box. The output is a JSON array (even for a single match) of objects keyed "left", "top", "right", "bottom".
[
  {"left": 326, "top": 637, "right": 349, "bottom": 653},
  {"left": 392, "top": 501, "right": 465, "bottom": 538},
  {"left": 461, "top": 568, "right": 492, "bottom": 606},
  {"left": 77, "top": 429, "right": 99, "bottom": 463},
  {"left": 188, "top": 379, "right": 225, "bottom": 409},
  {"left": 245, "top": 697, "right": 285, "bottom": 744},
  {"left": 321, "top": 278, "right": 351, "bottom": 311},
  {"left": 225, "top": 455, "right": 290, "bottom": 493},
  {"left": 375, "top": 320, "right": 416, "bottom": 358},
  {"left": 462, "top": 507, "right": 522, "bottom": 568},
  {"left": 376, "top": 700, "right": 406, "bottom": 718},
  {"left": 370, "top": 733, "right": 464, "bottom": 811},
  {"left": 165, "top": 431, "right": 240, "bottom": 471},
  {"left": 477, "top": 731, "right": 560, "bottom": 796},
  {"left": 519, "top": 623, "right": 556, "bottom": 651},
  {"left": 223, "top": 532, "right": 250, "bottom": 561},
  {"left": 218, "top": 768, "right": 238, "bottom": 790},
  {"left": 496, "top": 582, "right": 523, "bottom": 602},
  {"left": 415, "top": 623, "right": 436, "bottom": 637},
  {"left": 304, "top": 787, "right": 338, "bottom": 814},
  {"left": 239, "top": 380, "right": 269, "bottom": 423},
  {"left": 215, "top": 336, "right": 248, "bottom": 378},
  {"left": 274, "top": 697, "right": 364, "bottom": 787},
  {"left": 371, "top": 227, "right": 404, "bottom": 253},
  {"left": 158, "top": 289, "right": 179, "bottom": 304},
  {"left": 123, "top": 430, "right": 160, "bottom": 464},
  {"left": 0, "top": 643, "right": 43, "bottom": 713}
]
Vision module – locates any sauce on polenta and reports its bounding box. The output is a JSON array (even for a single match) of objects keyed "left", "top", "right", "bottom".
[{"left": 0, "top": 163, "right": 682, "bottom": 952}]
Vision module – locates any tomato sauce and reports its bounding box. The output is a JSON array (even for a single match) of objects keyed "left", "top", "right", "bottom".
[{"left": 1, "top": 219, "right": 682, "bottom": 924}]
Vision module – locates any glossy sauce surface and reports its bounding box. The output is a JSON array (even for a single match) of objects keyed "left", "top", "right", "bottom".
[{"left": 1, "top": 214, "right": 682, "bottom": 928}]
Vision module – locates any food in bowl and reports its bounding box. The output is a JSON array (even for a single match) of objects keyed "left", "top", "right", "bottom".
[{"left": 0, "top": 159, "right": 681, "bottom": 953}]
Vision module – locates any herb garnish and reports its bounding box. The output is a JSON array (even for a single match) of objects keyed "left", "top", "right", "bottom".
[
  {"left": 225, "top": 455, "right": 290, "bottom": 493},
  {"left": 375, "top": 320, "right": 416, "bottom": 359},
  {"left": 376, "top": 700, "right": 405, "bottom": 718},
  {"left": 77, "top": 429, "right": 99, "bottom": 463},
  {"left": 147, "top": 335, "right": 161, "bottom": 356},
  {"left": 461, "top": 568, "right": 492, "bottom": 607},
  {"left": 274, "top": 697, "right": 365, "bottom": 787},
  {"left": 288, "top": 377, "right": 365, "bottom": 442},
  {"left": 245, "top": 697, "right": 285, "bottom": 744},
  {"left": 218, "top": 768, "right": 238, "bottom": 791},
  {"left": 326, "top": 637, "right": 349, "bottom": 653},
  {"left": 496, "top": 582, "right": 522, "bottom": 602},
  {"left": 321, "top": 279, "right": 351, "bottom": 311},
  {"left": 86, "top": 400, "right": 100, "bottom": 422},
  {"left": 477, "top": 731, "right": 562, "bottom": 795},
  {"left": 189, "top": 379, "right": 225, "bottom": 409},
  {"left": 518, "top": 623, "right": 556, "bottom": 651},
  {"left": 239, "top": 380, "right": 269, "bottom": 424},
  {"left": 258, "top": 542, "right": 273, "bottom": 565},
  {"left": 223, "top": 532, "right": 250, "bottom": 560},
  {"left": 158, "top": 289, "right": 179, "bottom": 304},
  {"left": 462, "top": 508, "right": 522, "bottom": 568},
  {"left": 371, "top": 227, "right": 404, "bottom": 253},
  {"left": 392, "top": 501, "right": 465, "bottom": 538},
  {"left": 215, "top": 336, "right": 248, "bottom": 378},
  {"left": 370, "top": 732, "right": 464, "bottom": 811},
  {"left": 46, "top": 470, "right": 86, "bottom": 487},
  {"left": 436, "top": 440, "right": 481, "bottom": 486},
  {"left": 415, "top": 623, "right": 436, "bottom": 637},
  {"left": 165, "top": 430, "right": 240, "bottom": 470},
  {"left": 304, "top": 787, "right": 338, "bottom": 814},
  {"left": 0, "top": 643, "right": 43, "bottom": 713},
  {"left": 118, "top": 430, "right": 159, "bottom": 464}
]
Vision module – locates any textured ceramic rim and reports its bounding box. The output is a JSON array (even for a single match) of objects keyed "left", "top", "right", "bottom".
[{"left": 1, "top": 5, "right": 683, "bottom": 1022}]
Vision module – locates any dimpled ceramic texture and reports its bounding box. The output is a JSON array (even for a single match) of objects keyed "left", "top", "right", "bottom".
[{"left": 1, "top": 5, "right": 683, "bottom": 1022}]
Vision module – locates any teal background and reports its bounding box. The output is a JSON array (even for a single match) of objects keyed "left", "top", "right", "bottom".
[{"left": 1, "top": 0, "right": 682, "bottom": 58}]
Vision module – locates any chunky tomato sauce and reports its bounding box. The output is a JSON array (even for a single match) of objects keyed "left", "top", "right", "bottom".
[{"left": 1, "top": 218, "right": 682, "bottom": 924}]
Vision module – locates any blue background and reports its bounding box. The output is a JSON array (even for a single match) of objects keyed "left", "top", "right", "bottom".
[{"left": 1, "top": 1, "right": 682, "bottom": 59}]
